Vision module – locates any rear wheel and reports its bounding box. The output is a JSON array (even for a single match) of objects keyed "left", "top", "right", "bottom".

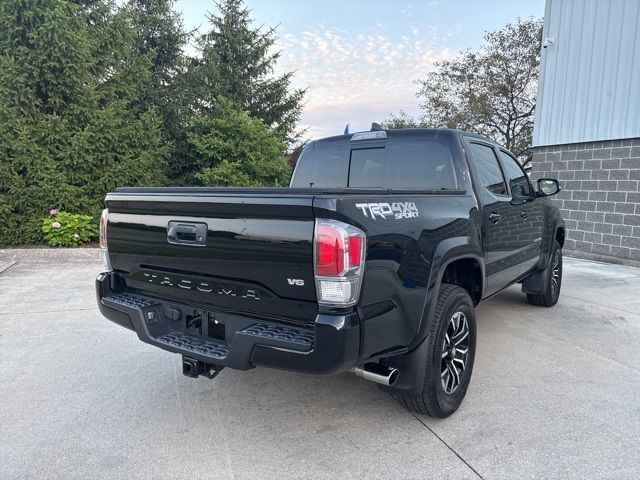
[
  {"left": 400, "top": 284, "right": 477, "bottom": 418},
  {"left": 527, "top": 241, "right": 562, "bottom": 307}
]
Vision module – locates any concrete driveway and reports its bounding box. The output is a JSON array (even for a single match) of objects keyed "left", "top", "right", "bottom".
[{"left": 1, "top": 250, "right": 640, "bottom": 479}]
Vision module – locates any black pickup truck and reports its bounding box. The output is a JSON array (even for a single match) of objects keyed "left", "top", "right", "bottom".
[{"left": 96, "top": 128, "right": 564, "bottom": 418}]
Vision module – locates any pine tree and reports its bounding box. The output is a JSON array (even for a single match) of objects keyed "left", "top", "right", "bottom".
[
  {"left": 125, "top": 0, "right": 190, "bottom": 140},
  {"left": 192, "top": 0, "right": 304, "bottom": 142},
  {"left": 0, "top": 0, "right": 167, "bottom": 246}
]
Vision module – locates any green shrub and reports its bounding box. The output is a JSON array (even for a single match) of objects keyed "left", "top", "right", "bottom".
[
  {"left": 0, "top": 0, "right": 168, "bottom": 247},
  {"left": 42, "top": 210, "right": 98, "bottom": 247},
  {"left": 188, "top": 99, "right": 292, "bottom": 187}
]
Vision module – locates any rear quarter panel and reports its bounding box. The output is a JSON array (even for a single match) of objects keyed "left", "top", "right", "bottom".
[{"left": 314, "top": 193, "right": 482, "bottom": 359}]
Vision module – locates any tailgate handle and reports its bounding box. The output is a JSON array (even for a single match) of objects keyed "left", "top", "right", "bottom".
[{"left": 167, "top": 221, "right": 207, "bottom": 247}]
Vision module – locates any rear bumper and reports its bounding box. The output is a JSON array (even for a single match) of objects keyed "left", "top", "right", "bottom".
[{"left": 96, "top": 272, "right": 360, "bottom": 375}]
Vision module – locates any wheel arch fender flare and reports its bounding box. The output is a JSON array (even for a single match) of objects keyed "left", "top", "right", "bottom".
[
  {"left": 415, "top": 237, "right": 485, "bottom": 349},
  {"left": 554, "top": 223, "right": 566, "bottom": 250},
  {"left": 540, "top": 220, "right": 565, "bottom": 268}
]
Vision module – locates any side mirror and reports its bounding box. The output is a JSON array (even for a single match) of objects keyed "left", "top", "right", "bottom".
[{"left": 537, "top": 178, "right": 560, "bottom": 196}]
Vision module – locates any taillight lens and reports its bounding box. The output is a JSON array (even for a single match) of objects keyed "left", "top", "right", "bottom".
[
  {"left": 314, "top": 219, "right": 365, "bottom": 307},
  {"left": 348, "top": 236, "right": 361, "bottom": 267},
  {"left": 316, "top": 224, "right": 345, "bottom": 276},
  {"left": 100, "top": 208, "right": 112, "bottom": 271}
]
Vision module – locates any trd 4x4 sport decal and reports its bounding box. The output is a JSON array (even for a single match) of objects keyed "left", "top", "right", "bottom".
[{"left": 355, "top": 202, "right": 419, "bottom": 220}]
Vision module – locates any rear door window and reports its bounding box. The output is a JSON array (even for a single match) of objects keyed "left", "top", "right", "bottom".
[{"left": 468, "top": 143, "right": 508, "bottom": 197}]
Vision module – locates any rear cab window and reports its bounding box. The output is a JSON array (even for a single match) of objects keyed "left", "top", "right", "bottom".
[
  {"left": 290, "top": 131, "right": 459, "bottom": 190},
  {"left": 290, "top": 144, "right": 349, "bottom": 188}
]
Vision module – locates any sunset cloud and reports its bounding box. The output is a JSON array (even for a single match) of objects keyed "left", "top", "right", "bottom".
[
  {"left": 273, "top": 23, "right": 454, "bottom": 139},
  {"left": 176, "top": 0, "right": 543, "bottom": 140}
]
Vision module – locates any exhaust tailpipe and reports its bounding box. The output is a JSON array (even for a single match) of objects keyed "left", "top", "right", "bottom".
[{"left": 352, "top": 363, "right": 399, "bottom": 386}]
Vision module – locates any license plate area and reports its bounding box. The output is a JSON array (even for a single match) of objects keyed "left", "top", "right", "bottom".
[
  {"left": 184, "top": 309, "right": 226, "bottom": 342},
  {"left": 207, "top": 316, "right": 226, "bottom": 341}
]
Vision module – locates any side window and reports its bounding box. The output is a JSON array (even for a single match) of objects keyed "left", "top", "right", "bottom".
[
  {"left": 499, "top": 151, "right": 532, "bottom": 197},
  {"left": 468, "top": 143, "right": 507, "bottom": 196}
]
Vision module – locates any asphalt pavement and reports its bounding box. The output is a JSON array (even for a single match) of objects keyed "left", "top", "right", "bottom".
[{"left": 1, "top": 249, "right": 639, "bottom": 479}]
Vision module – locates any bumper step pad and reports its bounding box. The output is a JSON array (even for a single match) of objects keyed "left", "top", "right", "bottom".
[
  {"left": 156, "top": 324, "right": 314, "bottom": 361},
  {"left": 157, "top": 331, "right": 230, "bottom": 359},
  {"left": 242, "top": 324, "right": 314, "bottom": 348},
  {"left": 102, "top": 293, "right": 157, "bottom": 309}
]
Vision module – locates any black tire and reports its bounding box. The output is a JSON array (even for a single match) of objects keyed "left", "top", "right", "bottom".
[
  {"left": 400, "top": 284, "right": 477, "bottom": 418},
  {"left": 527, "top": 241, "right": 562, "bottom": 307}
]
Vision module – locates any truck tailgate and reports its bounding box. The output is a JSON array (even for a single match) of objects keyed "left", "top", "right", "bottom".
[{"left": 105, "top": 190, "right": 318, "bottom": 323}]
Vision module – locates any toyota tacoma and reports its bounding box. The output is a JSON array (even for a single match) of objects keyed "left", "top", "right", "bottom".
[{"left": 96, "top": 127, "right": 564, "bottom": 417}]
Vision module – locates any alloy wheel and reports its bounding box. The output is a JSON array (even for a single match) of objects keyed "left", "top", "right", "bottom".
[
  {"left": 441, "top": 311, "right": 470, "bottom": 394},
  {"left": 551, "top": 250, "right": 561, "bottom": 295}
]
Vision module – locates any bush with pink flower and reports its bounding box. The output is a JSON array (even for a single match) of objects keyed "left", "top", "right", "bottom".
[{"left": 42, "top": 210, "right": 98, "bottom": 247}]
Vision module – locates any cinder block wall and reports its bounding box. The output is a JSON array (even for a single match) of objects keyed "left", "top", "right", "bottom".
[{"left": 531, "top": 138, "right": 640, "bottom": 265}]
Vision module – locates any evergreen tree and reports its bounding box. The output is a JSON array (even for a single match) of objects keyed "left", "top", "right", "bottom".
[
  {"left": 191, "top": 0, "right": 304, "bottom": 142},
  {"left": 0, "top": 0, "right": 167, "bottom": 246},
  {"left": 188, "top": 98, "right": 291, "bottom": 187},
  {"left": 124, "top": 0, "right": 190, "bottom": 140}
]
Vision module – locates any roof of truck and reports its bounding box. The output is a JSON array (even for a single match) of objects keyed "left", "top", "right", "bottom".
[{"left": 307, "top": 128, "right": 498, "bottom": 149}]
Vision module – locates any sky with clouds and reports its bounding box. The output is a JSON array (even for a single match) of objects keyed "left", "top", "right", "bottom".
[{"left": 175, "top": 0, "right": 544, "bottom": 140}]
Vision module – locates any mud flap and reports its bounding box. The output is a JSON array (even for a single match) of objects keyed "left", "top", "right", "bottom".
[
  {"left": 521, "top": 262, "right": 551, "bottom": 295},
  {"left": 377, "top": 335, "right": 430, "bottom": 398}
]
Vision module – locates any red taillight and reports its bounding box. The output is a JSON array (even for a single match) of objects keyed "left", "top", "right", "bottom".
[
  {"left": 313, "top": 219, "right": 366, "bottom": 307},
  {"left": 316, "top": 224, "right": 344, "bottom": 276},
  {"left": 315, "top": 224, "right": 363, "bottom": 276},
  {"left": 348, "top": 236, "right": 361, "bottom": 267}
]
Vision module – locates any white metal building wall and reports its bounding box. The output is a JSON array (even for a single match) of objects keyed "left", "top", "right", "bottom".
[{"left": 533, "top": 0, "right": 640, "bottom": 147}]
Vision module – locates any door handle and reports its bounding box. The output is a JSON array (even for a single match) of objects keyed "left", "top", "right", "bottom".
[
  {"left": 489, "top": 213, "right": 501, "bottom": 223},
  {"left": 520, "top": 210, "right": 528, "bottom": 219}
]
